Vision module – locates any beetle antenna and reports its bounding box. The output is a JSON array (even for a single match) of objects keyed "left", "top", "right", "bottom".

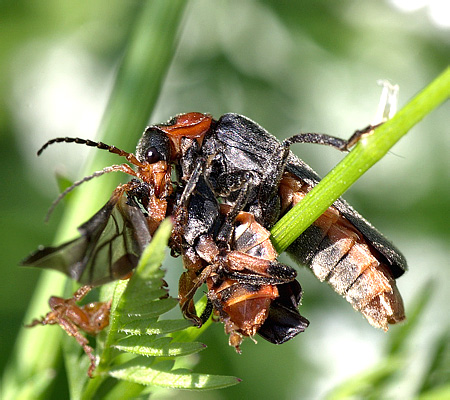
[
  {"left": 45, "top": 164, "right": 137, "bottom": 222},
  {"left": 37, "top": 137, "right": 143, "bottom": 167}
]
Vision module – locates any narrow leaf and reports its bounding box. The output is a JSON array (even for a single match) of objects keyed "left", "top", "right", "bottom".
[
  {"left": 5, "top": 2, "right": 188, "bottom": 398},
  {"left": 110, "top": 358, "right": 241, "bottom": 390},
  {"left": 417, "top": 331, "right": 450, "bottom": 395},
  {"left": 114, "top": 336, "right": 206, "bottom": 357},
  {"left": 134, "top": 218, "right": 173, "bottom": 277},
  {"left": 120, "top": 319, "right": 193, "bottom": 335}
]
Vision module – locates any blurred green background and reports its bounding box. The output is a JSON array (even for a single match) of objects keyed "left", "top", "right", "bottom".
[{"left": 1, "top": 1, "right": 448, "bottom": 399}]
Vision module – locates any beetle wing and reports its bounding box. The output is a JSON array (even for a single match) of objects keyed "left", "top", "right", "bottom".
[
  {"left": 285, "top": 154, "right": 407, "bottom": 277},
  {"left": 214, "top": 113, "right": 281, "bottom": 167},
  {"left": 331, "top": 198, "right": 406, "bottom": 278},
  {"left": 21, "top": 193, "right": 151, "bottom": 286}
]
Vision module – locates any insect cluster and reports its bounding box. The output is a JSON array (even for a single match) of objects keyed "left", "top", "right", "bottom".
[{"left": 22, "top": 112, "right": 406, "bottom": 376}]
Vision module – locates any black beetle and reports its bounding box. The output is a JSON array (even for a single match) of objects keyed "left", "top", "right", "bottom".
[
  {"left": 146, "top": 112, "right": 406, "bottom": 330},
  {"left": 22, "top": 111, "right": 407, "bottom": 361}
]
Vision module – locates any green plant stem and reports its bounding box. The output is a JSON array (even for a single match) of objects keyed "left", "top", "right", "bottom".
[
  {"left": 271, "top": 67, "right": 450, "bottom": 253},
  {"left": 2, "top": 1, "right": 187, "bottom": 399}
]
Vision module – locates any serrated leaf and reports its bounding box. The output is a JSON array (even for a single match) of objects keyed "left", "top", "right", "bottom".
[
  {"left": 126, "top": 273, "right": 167, "bottom": 295},
  {"left": 121, "top": 286, "right": 168, "bottom": 304},
  {"left": 109, "top": 358, "right": 241, "bottom": 390},
  {"left": 114, "top": 336, "right": 206, "bottom": 357},
  {"left": 120, "top": 319, "right": 193, "bottom": 335},
  {"left": 116, "top": 297, "right": 179, "bottom": 321}
]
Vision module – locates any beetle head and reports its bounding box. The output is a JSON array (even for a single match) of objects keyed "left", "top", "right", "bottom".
[{"left": 136, "top": 127, "right": 171, "bottom": 164}]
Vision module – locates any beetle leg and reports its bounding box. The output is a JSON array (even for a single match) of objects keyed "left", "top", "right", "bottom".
[
  {"left": 72, "top": 284, "right": 94, "bottom": 302},
  {"left": 56, "top": 311, "right": 98, "bottom": 378},
  {"left": 225, "top": 251, "right": 296, "bottom": 282},
  {"left": 171, "top": 158, "right": 208, "bottom": 252},
  {"left": 177, "top": 157, "right": 207, "bottom": 206},
  {"left": 223, "top": 270, "right": 296, "bottom": 286},
  {"left": 178, "top": 264, "right": 216, "bottom": 326},
  {"left": 255, "top": 122, "right": 380, "bottom": 227},
  {"left": 178, "top": 270, "right": 202, "bottom": 325},
  {"left": 282, "top": 123, "right": 382, "bottom": 151},
  {"left": 179, "top": 137, "right": 202, "bottom": 181},
  {"left": 199, "top": 298, "right": 214, "bottom": 324},
  {"left": 216, "top": 179, "right": 251, "bottom": 245},
  {"left": 346, "top": 123, "right": 383, "bottom": 148}
]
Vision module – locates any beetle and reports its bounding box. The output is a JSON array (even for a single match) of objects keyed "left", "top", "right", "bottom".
[
  {"left": 148, "top": 112, "right": 406, "bottom": 329},
  {"left": 22, "top": 111, "right": 407, "bottom": 367}
]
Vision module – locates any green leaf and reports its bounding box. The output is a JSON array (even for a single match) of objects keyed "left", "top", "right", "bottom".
[
  {"left": 111, "top": 219, "right": 179, "bottom": 322},
  {"left": 109, "top": 358, "right": 241, "bottom": 390},
  {"left": 98, "top": 219, "right": 175, "bottom": 370},
  {"left": 116, "top": 297, "right": 179, "bottom": 321},
  {"left": 114, "top": 336, "right": 206, "bottom": 357},
  {"left": 118, "top": 287, "right": 168, "bottom": 304},
  {"left": 133, "top": 220, "right": 173, "bottom": 278},
  {"left": 120, "top": 319, "right": 193, "bottom": 336}
]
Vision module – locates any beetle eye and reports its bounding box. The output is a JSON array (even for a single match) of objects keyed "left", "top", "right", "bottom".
[{"left": 145, "top": 147, "right": 160, "bottom": 163}]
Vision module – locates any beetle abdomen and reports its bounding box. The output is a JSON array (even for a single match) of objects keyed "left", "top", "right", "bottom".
[{"left": 280, "top": 174, "right": 405, "bottom": 330}]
